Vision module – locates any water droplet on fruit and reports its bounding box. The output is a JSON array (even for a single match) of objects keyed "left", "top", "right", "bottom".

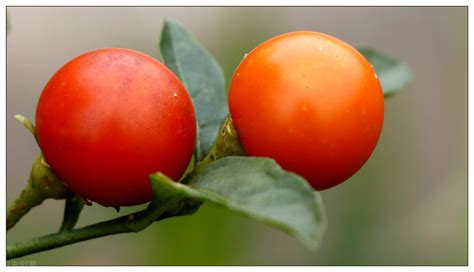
[
  {"left": 374, "top": 73, "right": 378, "bottom": 79},
  {"left": 173, "top": 92, "right": 178, "bottom": 98},
  {"left": 317, "top": 47, "right": 322, "bottom": 53},
  {"left": 243, "top": 53, "right": 248, "bottom": 59}
]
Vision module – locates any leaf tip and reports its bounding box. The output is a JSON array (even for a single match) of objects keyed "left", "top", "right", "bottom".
[
  {"left": 14, "top": 114, "right": 24, "bottom": 121},
  {"left": 161, "top": 17, "right": 182, "bottom": 33},
  {"left": 14, "top": 114, "right": 37, "bottom": 139}
]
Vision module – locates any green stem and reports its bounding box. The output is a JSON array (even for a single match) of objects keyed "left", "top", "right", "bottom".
[
  {"left": 200, "top": 116, "right": 245, "bottom": 165},
  {"left": 6, "top": 180, "right": 46, "bottom": 231},
  {"left": 58, "top": 196, "right": 84, "bottom": 232},
  {"left": 7, "top": 154, "right": 70, "bottom": 231},
  {"left": 7, "top": 173, "right": 202, "bottom": 260},
  {"left": 7, "top": 200, "right": 169, "bottom": 260}
]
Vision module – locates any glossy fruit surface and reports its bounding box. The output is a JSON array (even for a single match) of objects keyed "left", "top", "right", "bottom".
[
  {"left": 229, "top": 32, "right": 384, "bottom": 190},
  {"left": 36, "top": 48, "right": 196, "bottom": 206}
]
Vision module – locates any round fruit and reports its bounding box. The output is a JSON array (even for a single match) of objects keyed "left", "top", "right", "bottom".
[
  {"left": 229, "top": 32, "right": 384, "bottom": 190},
  {"left": 36, "top": 48, "right": 196, "bottom": 206}
]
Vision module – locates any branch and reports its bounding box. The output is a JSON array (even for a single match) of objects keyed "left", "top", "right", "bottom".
[
  {"left": 7, "top": 174, "right": 203, "bottom": 260},
  {"left": 7, "top": 202, "right": 166, "bottom": 260}
]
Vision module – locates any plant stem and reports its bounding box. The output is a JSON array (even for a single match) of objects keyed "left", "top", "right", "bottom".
[
  {"left": 7, "top": 201, "right": 168, "bottom": 260},
  {"left": 58, "top": 196, "right": 84, "bottom": 232},
  {"left": 7, "top": 154, "right": 70, "bottom": 231},
  {"left": 6, "top": 180, "right": 46, "bottom": 231},
  {"left": 7, "top": 173, "right": 202, "bottom": 260},
  {"left": 200, "top": 116, "right": 245, "bottom": 165}
]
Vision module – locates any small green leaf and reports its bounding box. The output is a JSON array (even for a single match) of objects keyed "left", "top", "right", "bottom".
[
  {"left": 150, "top": 156, "right": 327, "bottom": 250},
  {"left": 159, "top": 19, "right": 227, "bottom": 161},
  {"left": 357, "top": 47, "right": 413, "bottom": 97}
]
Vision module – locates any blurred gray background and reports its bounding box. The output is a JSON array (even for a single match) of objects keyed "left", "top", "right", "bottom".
[{"left": 6, "top": 7, "right": 467, "bottom": 265}]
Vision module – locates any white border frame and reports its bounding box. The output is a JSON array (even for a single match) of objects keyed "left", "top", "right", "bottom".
[{"left": 2, "top": 2, "right": 470, "bottom": 271}]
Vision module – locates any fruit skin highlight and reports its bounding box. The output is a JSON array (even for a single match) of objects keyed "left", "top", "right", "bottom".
[
  {"left": 229, "top": 31, "right": 384, "bottom": 190},
  {"left": 36, "top": 48, "right": 196, "bottom": 206}
]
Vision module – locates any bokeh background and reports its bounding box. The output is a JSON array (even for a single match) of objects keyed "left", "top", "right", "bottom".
[{"left": 6, "top": 7, "right": 467, "bottom": 265}]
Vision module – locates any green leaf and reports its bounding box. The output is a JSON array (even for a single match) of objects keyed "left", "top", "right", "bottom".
[
  {"left": 159, "top": 19, "right": 228, "bottom": 161},
  {"left": 150, "top": 156, "right": 327, "bottom": 250},
  {"left": 357, "top": 47, "right": 413, "bottom": 97}
]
